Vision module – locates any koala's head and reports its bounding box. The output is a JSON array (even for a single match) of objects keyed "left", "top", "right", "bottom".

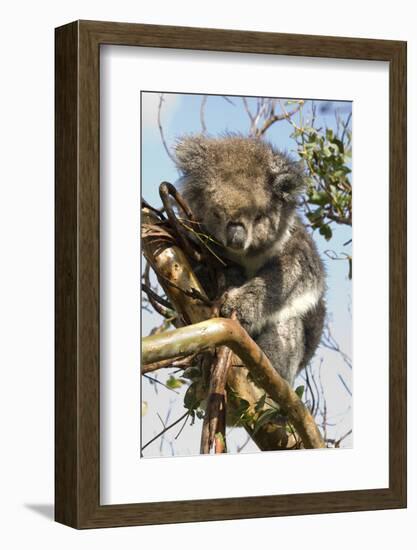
[{"left": 174, "top": 134, "right": 304, "bottom": 256}]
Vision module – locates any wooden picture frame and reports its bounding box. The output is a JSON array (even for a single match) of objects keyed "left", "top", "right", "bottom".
[{"left": 55, "top": 20, "right": 407, "bottom": 528}]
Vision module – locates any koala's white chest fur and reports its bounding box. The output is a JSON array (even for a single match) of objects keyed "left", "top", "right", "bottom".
[
  {"left": 274, "top": 286, "right": 323, "bottom": 323},
  {"left": 248, "top": 285, "right": 323, "bottom": 336}
]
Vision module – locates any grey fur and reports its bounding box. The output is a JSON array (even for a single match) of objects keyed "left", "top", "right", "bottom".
[{"left": 174, "top": 134, "right": 326, "bottom": 387}]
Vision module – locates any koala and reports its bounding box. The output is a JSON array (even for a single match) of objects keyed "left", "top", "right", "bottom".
[{"left": 174, "top": 134, "right": 326, "bottom": 387}]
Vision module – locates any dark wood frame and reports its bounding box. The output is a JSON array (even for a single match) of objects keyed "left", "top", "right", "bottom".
[{"left": 55, "top": 20, "right": 407, "bottom": 529}]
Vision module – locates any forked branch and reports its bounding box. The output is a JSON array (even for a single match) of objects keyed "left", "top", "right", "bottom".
[{"left": 142, "top": 318, "right": 325, "bottom": 449}]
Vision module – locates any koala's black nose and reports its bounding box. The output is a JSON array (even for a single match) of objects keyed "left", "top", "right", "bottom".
[{"left": 226, "top": 222, "right": 246, "bottom": 249}]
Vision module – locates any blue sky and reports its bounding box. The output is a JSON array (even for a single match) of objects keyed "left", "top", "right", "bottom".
[{"left": 141, "top": 92, "right": 352, "bottom": 457}]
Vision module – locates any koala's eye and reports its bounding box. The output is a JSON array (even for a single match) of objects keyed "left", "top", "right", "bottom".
[
  {"left": 254, "top": 214, "right": 263, "bottom": 223},
  {"left": 212, "top": 211, "right": 221, "bottom": 220}
]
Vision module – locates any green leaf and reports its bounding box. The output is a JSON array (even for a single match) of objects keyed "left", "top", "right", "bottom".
[
  {"left": 333, "top": 137, "right": 345, "bottom": 154},
  {"left": 232, "top": 398, "right": 254, "bottom": 426},
  {"left": 326, "top": 128, "right": 334, "bottom": 141},
  {"left": 214, "top": 432, "right": 226, "bottom": 449},
  {"left": 319, "top": 224, "right": 333, "bottom": 240},
  {"left": 183, "top": 383, "right": 200, "bottom": 410},
  {"left": 166, "top": 375, "right": 184, "bottom": 389},
  {"left": 309, "top": 190, "right": 329, "bottom": 206},
  {"left": 252, "top": 408, "right": 279, "bottom": 436},
  {"left": 295, "top": 385, "right": 305, "bottom": 399},
  {"left": 328, "top": 143, "right": 339, "bottom": 156},
  {"left": 182, "top": 366, "right": 201, "bottom": 380},
  {"left": 323, "top": 145, "right": 333, "bottom": 157},
  {"left": 235, "top": 398, "right": 250, "bottom": 414},
  {"left": 255, "top": 393, "right": 267, "bottom": 413},
  {"left": 196, "top": 409, "right": 205, "bottom": 419},
  {"left": 306, "top": 209, "right": 323, "bottom": 223}
]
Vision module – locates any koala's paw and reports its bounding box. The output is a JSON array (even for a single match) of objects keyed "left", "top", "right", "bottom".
[{"left": 219, "top": 287, "right": 258, "bottom": 334}]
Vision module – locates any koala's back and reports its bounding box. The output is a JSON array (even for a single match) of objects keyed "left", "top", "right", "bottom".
[{"left": 249, "top": 217, "right": 325, "bottom": 384}]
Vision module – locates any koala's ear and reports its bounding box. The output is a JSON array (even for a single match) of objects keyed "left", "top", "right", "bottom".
[
  {"left": 269, "top": 154, "right": 305, "bottom": 202},
  {"left": 174, "top": 135, "right": 211, "bottom": 175}
]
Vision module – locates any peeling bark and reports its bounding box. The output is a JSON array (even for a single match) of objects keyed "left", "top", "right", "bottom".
[{"left": 142, "top": 207, "right": 212, "bottom": 325}]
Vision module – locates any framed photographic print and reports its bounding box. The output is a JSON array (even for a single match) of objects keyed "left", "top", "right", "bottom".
[{"left": 55, "top": 20, "right": 407, "bottom": 528}]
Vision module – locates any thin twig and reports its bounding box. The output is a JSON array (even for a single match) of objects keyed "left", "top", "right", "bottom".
[
  {"left": 141, "top": 283, "right": 174, "bottom": 318},
  {"left": 175, "top": 411, "right": 191, "bottom": 440},
  {"left": 338, "top": 374, "right": 352, "bottom": 396},
  {"left": 340, "top": 112, "right": 352, "bottom": 144},
  {"left": 306, "top": 364, "right": 316, "bottom": 415},
  {"left": 157, "top": 94, "right": 176, "bottom": 164},
  {"left": 141, "top": 197, "right": 166, "bottom": 220},
  {"left": 200, "top": 95, "right": 208, "bottom": 133},
  {"left": 159, "top": 181, "right": 203, "bottom": 262},
  {"left": 222, "top": 96, "right": 235, "bottom": 106},
  {"left": 326, "top": 428, "right": 353, "bottom": 448},
  {"left": 242, "top": 96, "right": 254, "bottom": 123},
  {"left": 141, "top": 353, "right": 197, "bottom": 374},
  {"left": 142, "top": 374, "right": 180, "bottom": 394},
  {"left": 322, "top": 322, "right": 352, "bottom": 370},
  {"left": 142, "top": 411, "right": 190, "bottom": 452},
  {"left": 236, "top": 434, "right": 252, "bottom": 453},
  {"left": 157, "top": 271, "right": 213, "bottom": 307}
]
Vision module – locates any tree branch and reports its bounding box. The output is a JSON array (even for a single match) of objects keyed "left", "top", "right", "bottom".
[
  {"left": 200, "top": 344, "right": 234, "bottom": 454},
  {"left": 142, "top": 207, "right": 212, "bottom": 325},
  {"left": 142, "top": 318, "right": 325, "bottom": 449}
]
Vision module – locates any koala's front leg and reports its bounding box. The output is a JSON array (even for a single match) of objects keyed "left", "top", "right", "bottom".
[
  {"left": 219, "top": 260, "right": 285, "bottom": 336},
  {"left": 220, "top": 278, "right": 270, "bottom": 336}
]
